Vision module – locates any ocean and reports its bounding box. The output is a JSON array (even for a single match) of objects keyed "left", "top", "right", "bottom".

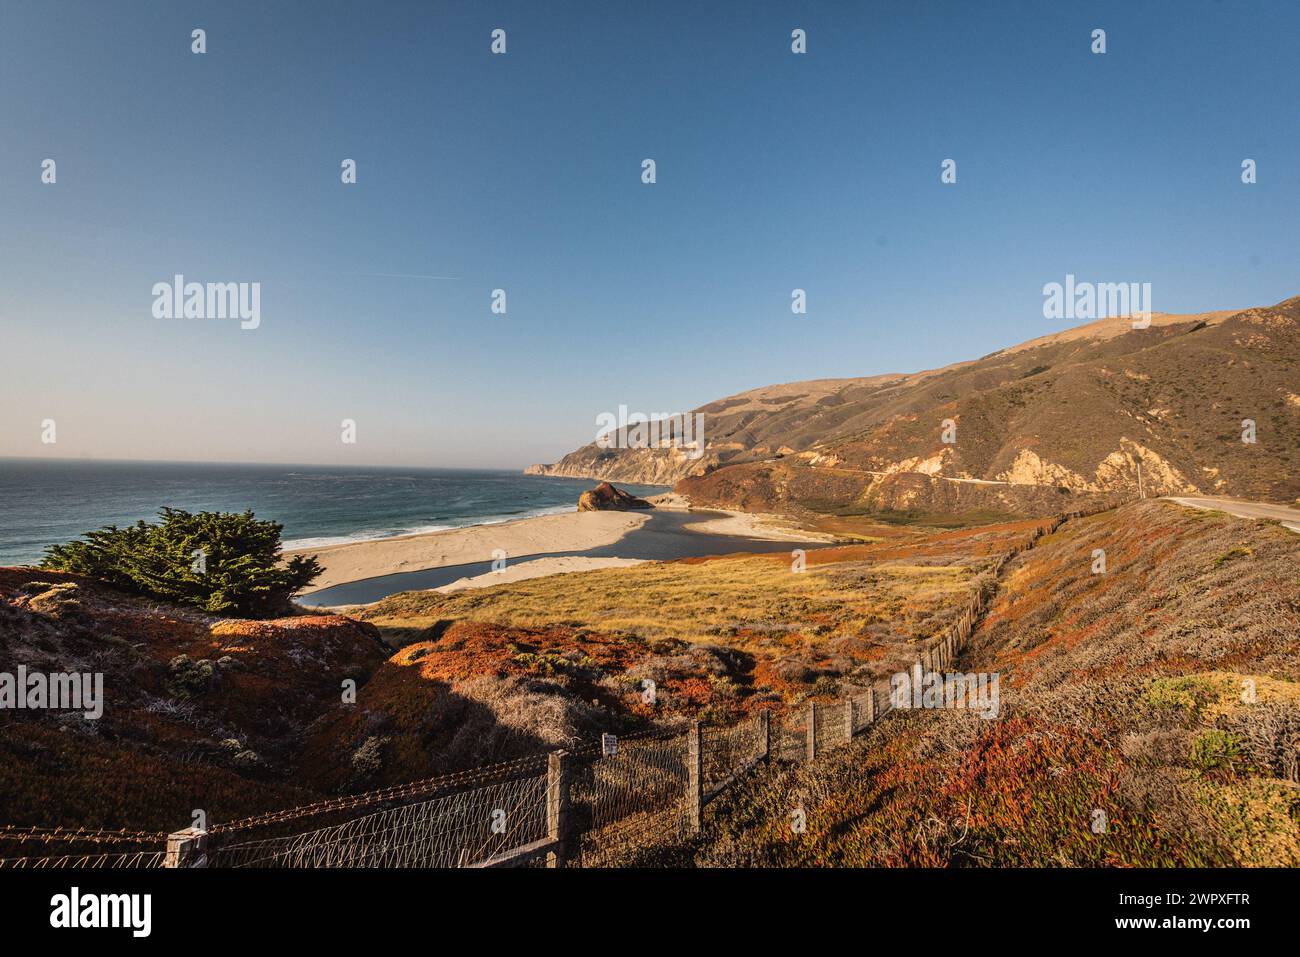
[{"left": 0, "top": 459, "right": 668, "bottom": 567}]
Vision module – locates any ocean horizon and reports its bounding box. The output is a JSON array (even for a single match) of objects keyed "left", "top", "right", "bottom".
[{"left": 0, "top": 458, "right": 667, "bottom": 566}]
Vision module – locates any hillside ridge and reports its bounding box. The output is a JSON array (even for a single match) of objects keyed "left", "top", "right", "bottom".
[{"left": 527, "top": 296, "right": 1300, "bottom": 514}]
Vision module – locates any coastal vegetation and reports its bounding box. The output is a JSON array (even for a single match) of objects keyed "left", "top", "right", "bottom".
[
  {"left": 667, "top": 503, "right": 1300, "bottom": 867},
  {"left": 3, "top": 500, "right": 1296, "bottom": 868},
  {"left": 0, "top": 518, "right": 1037, "bottom": 829},
  {"left": 39, "top": 507, "right": 321, "bottom": 617}
]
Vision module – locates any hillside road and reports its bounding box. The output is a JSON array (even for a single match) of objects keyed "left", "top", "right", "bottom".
[{"left": 1164, "top": 496, "right": 1300, "bottom": 534}]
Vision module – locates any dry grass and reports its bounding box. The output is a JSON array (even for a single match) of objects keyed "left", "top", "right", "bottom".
[
  {"left": 679, "top": 502, "right": 1300, "bottom": 867},
  {"left": 363, "top": 556, "right": 968, "bottom": 647},
  {"left": 360, "top": 520, "right": 1045, "bottom": 657},
  {"left": 290, "top": 521, "right": 1046, "bottom": 790}
]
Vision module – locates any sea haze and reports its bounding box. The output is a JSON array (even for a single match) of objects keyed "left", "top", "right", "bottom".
[{"left": 0, "top": 459, "right": 666, "bottom": 566}]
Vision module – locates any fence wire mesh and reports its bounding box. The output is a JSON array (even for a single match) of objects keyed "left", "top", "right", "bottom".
[
  {"left": 814, "top": 701, "right": 852, "bottom": 752},
  {"left": 771, "top": 709, "right": 809, "bottom": 763},
  {"left": 208, "top": 772, "right": 548, "bottom": 868},
  {"left": 850, "top": 690, "right": 876, "bottom": 733},
  {"left": 0, "top": 850, "right": 166, "bottom": 869},
  {"left": 0, "top": 826, "right": 168, "bottom": 870},
  {"left": 701, "top": 718, "right": 761, "bottom": 794},
  {"left": 569, "top": 735, "right": 689, "bottom": 867}
]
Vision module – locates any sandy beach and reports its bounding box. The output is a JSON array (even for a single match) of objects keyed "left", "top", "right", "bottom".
[
  {"left": 649, "top": 493, "right": 833, "bottom": 541},
  {"left": 677, "top": 511, "right": 830, "bottom": 541},
  {"left": 289, "top": 498, "right": 828, "bottom": 594},
  {"left": 436, "top": 555, "right": 645, "bottom": 592},
  {"left": 287, "top": 511, "right": 650, "bottom": 589}
]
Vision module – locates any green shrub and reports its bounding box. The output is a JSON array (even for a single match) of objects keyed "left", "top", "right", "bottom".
[
  {"left": 1189, "top": 730, "right": 1244, "bottom": 772},
  {"left": 1212, "top": 547, "right": 1252, "bottom": 568},
  {"left": 40, "top": 508, "right": 321, "bottom": 618},
  {"left": 1146, "top": 675, "right": 1216, "bottom": 718}
]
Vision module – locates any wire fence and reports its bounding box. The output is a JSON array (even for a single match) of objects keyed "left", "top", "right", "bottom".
[
  {"left": 771, "top": 708, "right": 809, "bottom": 764},
  {"left": 207, "top": 773, "right": 550, "bottom": 868},
  {"left": 569, "top": 735, "right": 691, "bottom": 867},
  {"left": 0, "top": 849, "right": 167, "bottom": 869},
  {"left": 3, "top": 506, "right": 1116, "bottom": 870},
  {"left": 701, "top": 720, "right": 760, "bottom": 793},
  {"left": 0, "top": 825, "right": 168, "bottom": 870}
]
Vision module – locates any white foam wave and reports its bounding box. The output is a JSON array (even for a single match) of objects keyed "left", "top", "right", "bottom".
[{"left": 282, "top": 504, "right": 576, "bottom": 550}]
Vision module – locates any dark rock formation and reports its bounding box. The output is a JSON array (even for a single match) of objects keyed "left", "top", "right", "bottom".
[{"left": 577, "top": 482, "right": 652, "bottom": 512}]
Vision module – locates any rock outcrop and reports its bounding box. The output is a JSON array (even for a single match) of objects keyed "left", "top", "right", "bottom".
[{"left": 577, "top": 482, "right": 653, "bottom": 512}]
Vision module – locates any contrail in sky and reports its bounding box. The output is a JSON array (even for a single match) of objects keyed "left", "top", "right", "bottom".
[{"left": 341, "top": 272, "right": 460, "bottom": 281}]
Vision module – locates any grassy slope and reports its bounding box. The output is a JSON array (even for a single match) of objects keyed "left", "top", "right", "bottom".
[
  {"left": 685, "top": 502, "right": 1300, "bottom": 867},
  {"left": 0, "top": 520, "right": 1042, "bottom": 833},
  {"left": 296, "top": 520, "right": 1046, "bottom": 789}
]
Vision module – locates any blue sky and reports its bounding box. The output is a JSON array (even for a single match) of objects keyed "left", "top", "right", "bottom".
[{"left": 1, "top": 0, "right": 1296, "bottom": 468}]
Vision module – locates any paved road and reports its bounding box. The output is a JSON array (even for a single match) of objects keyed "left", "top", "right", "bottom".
[{"left": 1165, "top": 496, "right": 1300, "bottom": 534}]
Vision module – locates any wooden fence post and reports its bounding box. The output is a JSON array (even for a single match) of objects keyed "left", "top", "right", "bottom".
[
  {"left": 756, "top": 710, "right": 770, "bottom": 763},
  {"left": 163, "top": 827, "right": 207, "bottom": 868},
  {"left": 806, "top": 702, "right": 818, "bottom": 761},
  {"left": 546, "top": 749, "right": 569, "bottom": 868},
  {"left": 687, "top": 722, "right": 703, "bottom": 833},
  {"left": 843, "top": 697, "right": 854, "bottom": 742}
]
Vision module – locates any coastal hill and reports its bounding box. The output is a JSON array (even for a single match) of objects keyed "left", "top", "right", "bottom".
[{"left": 527, "top": 296, "right": 1300, "bottom": 516}]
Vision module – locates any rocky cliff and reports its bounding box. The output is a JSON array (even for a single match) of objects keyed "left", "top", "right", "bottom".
[{"left": 524, "top": 444, "right": 709, "bottom": 485}]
